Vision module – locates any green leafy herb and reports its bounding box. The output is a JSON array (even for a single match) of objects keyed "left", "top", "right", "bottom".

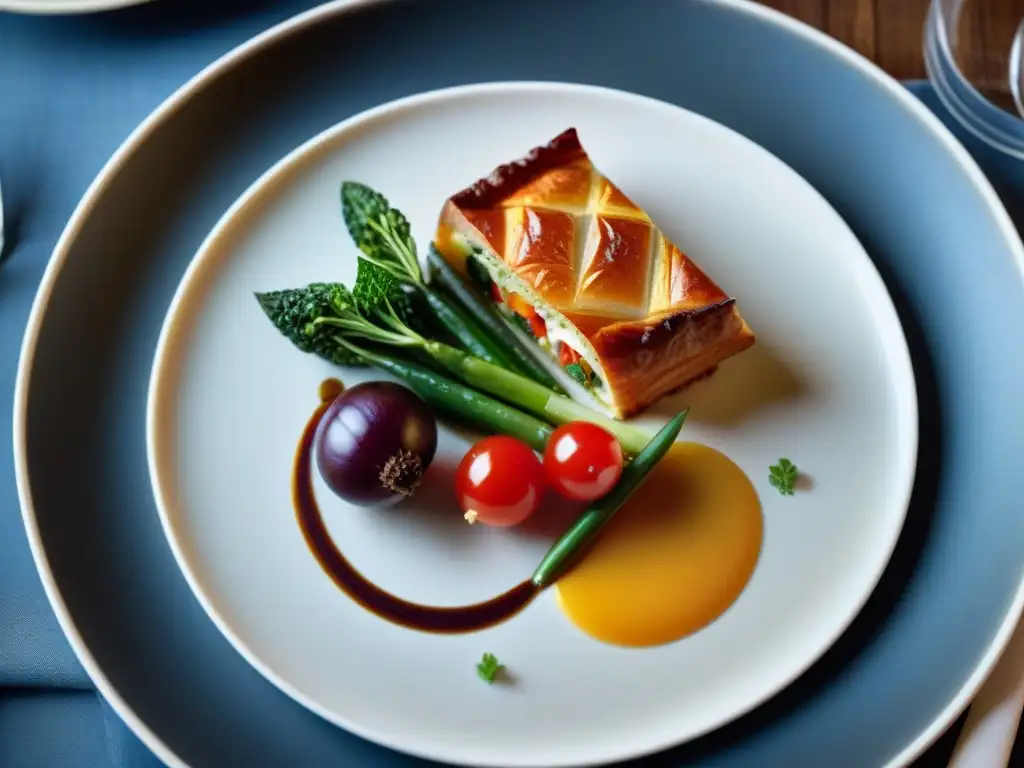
[
  {"left": 353, "top": 257, "right": 402, "bottom": 313},
  {"left": 590, "top": 372, "right": 603, "bottom": 389},
  {"left": 769, "top": 458, "right": 799, "bottom": 496},
  {"left": 342, "top": 182, "right": 562, "bottom": 381},
  {"left": 564, "top": 363, "right": 587, "bottom": 386},
  {"left": 352, "top": 257, "right": 436, "bottom": 336},
  {"left": 389, "top": 288, "right": 428, "bottom": 335},
  {"left": 476, "top": 652, "right": 504, "bottom": 684},
  {"left": 340, "top": 180, "right": 388, "bottom": 242},
  {"left": 340, "top": 181, "right": 421, "bottom": 284},
  {"left": 255, "top": 284, "right": 367, "bottom": 367}
]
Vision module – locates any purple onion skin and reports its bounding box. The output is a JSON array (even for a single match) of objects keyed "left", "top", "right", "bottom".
[{"left": 314, "top": 381, "right": 438, "bottom": 507}]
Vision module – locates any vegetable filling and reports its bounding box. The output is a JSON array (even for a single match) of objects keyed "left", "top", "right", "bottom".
[{"left": 472, "top": 254, "right": 603, "bottom": 391}]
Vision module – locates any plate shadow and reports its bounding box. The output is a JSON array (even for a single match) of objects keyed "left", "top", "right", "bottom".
[{"left": 650, "top": 342, "right": 806, "bottom": 428}]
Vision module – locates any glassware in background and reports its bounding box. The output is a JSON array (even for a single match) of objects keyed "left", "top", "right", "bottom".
[
  {"left": 1013, "top": 20, "right": 1024, "bottom": 118},
  {"left": 925, "top": 0, "right": 1024, "bottom": 158}
]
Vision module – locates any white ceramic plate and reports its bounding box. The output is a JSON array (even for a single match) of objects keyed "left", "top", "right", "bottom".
[
  {"left": 146, "top": 82, "right": 918, "bottom": 767},
  {"left": 0, "top": 0, "right": 150, "bottom": 13}
]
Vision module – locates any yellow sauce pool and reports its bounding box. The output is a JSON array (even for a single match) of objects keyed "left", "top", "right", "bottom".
[{"left": 555, "top": 442, "right": 763, "bottom": 647}]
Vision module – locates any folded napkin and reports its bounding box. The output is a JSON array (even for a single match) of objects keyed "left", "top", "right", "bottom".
[
  {"left": 0, "top": 4, "right": 1020, "bottom": 765},
  {"left": 947, "top": 616, "right": 1024, "bottom": 768}
]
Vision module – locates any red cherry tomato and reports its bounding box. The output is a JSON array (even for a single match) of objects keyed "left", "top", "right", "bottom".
[
  {"left": 455, "top": 436, "right": 545, "bottom": 527},
  {"left": 543, "top": 422, "right": 624, "bottom": 502}
]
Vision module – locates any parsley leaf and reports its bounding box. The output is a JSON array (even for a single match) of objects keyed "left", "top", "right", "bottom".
[
  {"left": 769, "top": 458, "right": 799, "bottom": 496},
  {"left": 564, "top": 363, "right": 587, "bottom": 386},
  {"left": 476, "top": 652, "right": 504, "bottom": 684}
]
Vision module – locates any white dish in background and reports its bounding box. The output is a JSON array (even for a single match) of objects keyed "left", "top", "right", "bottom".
[
  {"left": 145, "top": 82, "right": 918, "bottom": 767},
  {"left": 0, "top": 0, "right": 151, "bottom": 13}
]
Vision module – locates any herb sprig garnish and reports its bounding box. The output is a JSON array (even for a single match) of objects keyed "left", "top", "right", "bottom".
[
  {"left": 477, "top": 652, "right": 505, "bottom": 684},
  {"left": 255, "top": 283, "right": 368, "bottom": 368},
  {"left": 769, "top": 458, "right": 799, "bottom": 496},
  {"left": 342, "top": 182, "right": 563, "bottom": 390},
  {"left": 341, "top": 182, "right": 517, "bottom": 370},
  {"left": 341, "top": 182, "right": 421, "bottom": 285}
]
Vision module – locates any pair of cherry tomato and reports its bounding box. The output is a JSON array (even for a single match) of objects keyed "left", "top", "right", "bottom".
[{"left": 455, "top": 422, "right": 624, "bottom": 527}]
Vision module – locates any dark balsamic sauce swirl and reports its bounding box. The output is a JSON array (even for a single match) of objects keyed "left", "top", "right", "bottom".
[{"left": 293, "top": 384, "right": 540, "bottom": 634}]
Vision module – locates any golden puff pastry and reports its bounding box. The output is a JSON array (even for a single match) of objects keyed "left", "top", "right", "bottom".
[{"left": 434, "top": 128, "right": 755, "bottom": 419}]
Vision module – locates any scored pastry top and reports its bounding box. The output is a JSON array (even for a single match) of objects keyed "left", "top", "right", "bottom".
[{"left": 445, "top": 128, "right": 730, "bottom": 325}]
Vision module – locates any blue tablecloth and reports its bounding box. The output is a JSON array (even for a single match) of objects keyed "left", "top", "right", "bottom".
[
  {"left": 0, "top": 5, "right": 330, "bottom": 765},
  {"left": 0, "top": 3, "right": 1020, "bottom": 766}
]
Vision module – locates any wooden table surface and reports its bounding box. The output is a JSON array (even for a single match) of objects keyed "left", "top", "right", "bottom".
[
  {"left": 758, "top": 0, "right": 1024, "bottom": 108},
  {"left": 755, "top": 2, "right": 1024, "bottom": 766}
]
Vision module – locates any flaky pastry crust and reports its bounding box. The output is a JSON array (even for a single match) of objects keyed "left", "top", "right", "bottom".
[{"left": 434, "top": 128, "right": 755, "bottom": 418}]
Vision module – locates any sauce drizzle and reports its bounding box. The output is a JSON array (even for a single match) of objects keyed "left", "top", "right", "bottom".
[
  {"left": 294, "top": 387, "right": 539, "bottom": 634},
  {"left": 318, "top": 377, "right": 345, "bottom": 403}
]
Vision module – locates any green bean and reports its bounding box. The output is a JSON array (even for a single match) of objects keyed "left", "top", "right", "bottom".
[
  {"left": 357, "top": 347, "right": 554, "bottom": 453},
  {"left": 418, "top": 288, "right": 521, "bottom": 372},
  {"left": 531, "top": 409, "right": 688, "bottom": 588}
]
